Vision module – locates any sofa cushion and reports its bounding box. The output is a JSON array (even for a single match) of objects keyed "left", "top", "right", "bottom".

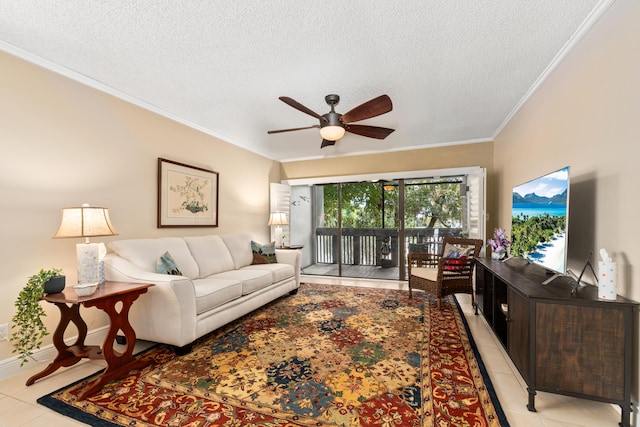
[
  {"left": 221, "top": 234, "right": 254, "bottom": 269},
  {"left": 184, "top": 235, "right": 235, "bottom": 278},
  {"left": 210, "top": 269, "right": 273, "bottom": 295},
  {"left": 243, "top": 263, "right": 295, "bottom": 283},
  {"left": 157, "top": 251, "right": 183, "bottom": 275},
  {"left": 109, "top": 238, "right": 199, "bottom": 279},
  {"left": 251, "top": 240, "right": 277, "bottom": 264},
  {"left": 192, "top": 277, "right": 243, "bottom": 315}
]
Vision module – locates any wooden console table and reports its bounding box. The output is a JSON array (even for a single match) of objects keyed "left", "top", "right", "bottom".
[
  {"left": 475, "top": 257, "right": 638, "bottom": 427},
  {"left": 26, "top": 281, "right": 154, "bottom": 400}
]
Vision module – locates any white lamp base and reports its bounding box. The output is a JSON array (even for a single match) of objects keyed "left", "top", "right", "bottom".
[
  {"left": 274, "top": 226, "right": 283, "bottom": 248},
  {"left": 76, "top": 243, "right": 101, "bottom": 284}
]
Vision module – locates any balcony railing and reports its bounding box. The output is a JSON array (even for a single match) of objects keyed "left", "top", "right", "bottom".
[{"left": 315, "top": 227, "right": 463, "bottom": 267}]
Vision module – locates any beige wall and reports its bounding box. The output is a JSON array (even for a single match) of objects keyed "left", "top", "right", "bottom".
[
  {"left": 281, "top": 141, "right": 493, "bottom": 180},
  {"left": 494, "top": 0, "right": 640, "bottom": 400},
  {"left": 0, "top": 50, "right": 280, "bottom": 361}
]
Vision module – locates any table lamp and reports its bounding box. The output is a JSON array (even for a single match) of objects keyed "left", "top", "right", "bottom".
[
  {"left": 268, "top": 212, "right": 288, "bottom": 248},
  {"left": 53, "top": 204, "right": 119, "bottom": 284}
]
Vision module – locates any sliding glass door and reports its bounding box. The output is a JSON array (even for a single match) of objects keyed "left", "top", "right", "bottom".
[
  {"left": 282, "top": 168, "right": 486, "bottom": 281},
  {"left": 310, "top": 181, "right": 401, "bottom": 279}
]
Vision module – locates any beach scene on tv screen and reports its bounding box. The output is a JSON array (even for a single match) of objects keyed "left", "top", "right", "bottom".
[{"left": 511, "top": 167, "right": 569, "bottom": 273}]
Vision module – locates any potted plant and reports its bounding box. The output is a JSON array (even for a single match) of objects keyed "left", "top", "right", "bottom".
[{"left": 10, "top": 268, "right": 64, "bottom": 366}]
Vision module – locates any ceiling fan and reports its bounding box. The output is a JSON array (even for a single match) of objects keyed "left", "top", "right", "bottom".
[{"left": 268, "top": 94, "right": 395, "bottom": 148}]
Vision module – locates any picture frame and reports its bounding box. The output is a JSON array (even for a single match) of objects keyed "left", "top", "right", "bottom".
[{"left": 157, "top": 158, "right": 219, "bottom": 228}]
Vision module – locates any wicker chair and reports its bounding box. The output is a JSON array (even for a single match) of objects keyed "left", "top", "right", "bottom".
[{"left": 408, "top": 237, "right": 483, "bottom": 309}]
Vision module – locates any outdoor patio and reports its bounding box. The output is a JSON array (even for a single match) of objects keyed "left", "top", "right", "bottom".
[
  {"left": 302, "top": 227, "right": 463, "bottom": 281},
  {"left": 302, "top": 263, "right": 402, "bottom": 280}
]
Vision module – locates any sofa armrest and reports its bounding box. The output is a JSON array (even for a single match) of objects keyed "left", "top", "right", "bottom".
[
  {"left": 103, "top": 253, "right": 197, "bottom": 346},
  {"left": 276, "top": 249, "right": 302, "bottom": 286}
]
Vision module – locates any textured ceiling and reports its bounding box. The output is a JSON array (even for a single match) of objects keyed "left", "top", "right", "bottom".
[{"left": 0, "top": 1, "right": 609, "bottom": 162}]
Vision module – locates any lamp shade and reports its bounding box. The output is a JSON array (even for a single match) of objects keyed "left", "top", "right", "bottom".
[
  {"left": 53, "top": 204, "right": 119, "bottom": 239},
  {"left": 267, "top": 212, "right": 288, "bottom": 226}
]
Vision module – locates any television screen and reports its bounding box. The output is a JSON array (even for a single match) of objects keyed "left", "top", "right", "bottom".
[{"left": 511, "top": 167, "right": 569, "bottom": 274}]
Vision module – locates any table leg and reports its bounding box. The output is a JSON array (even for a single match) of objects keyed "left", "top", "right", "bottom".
[
  {"left": 620, "top": 403, "right": 630, "bottom": 427},
  {"left": 526, "top": 387, "right": 537, "bottom": 412},
  {"left": 77, "top": 289, "right": 151, "bottom": 400},
  {"left": 26, "top": 303, "right": 95, "bottom": 386}
]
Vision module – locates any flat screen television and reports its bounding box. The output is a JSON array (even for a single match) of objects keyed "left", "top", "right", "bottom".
[{"left": 511, "top": 166, "right": 570, "bottom": 278}]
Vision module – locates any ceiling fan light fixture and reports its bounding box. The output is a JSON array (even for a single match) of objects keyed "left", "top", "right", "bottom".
[
  {"left": 269, "top": 94, "right": 393, "bottom": 147},
  {"left": 319, "top": 125, "right": 345, "bottom": 141}
]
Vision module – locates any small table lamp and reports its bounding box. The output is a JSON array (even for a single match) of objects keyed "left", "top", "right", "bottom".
[
  {"left": 53, "top": 204, "right": 119, "bottom": 284},
  {"left": 268, "top": 212, "right": 288, "bottom": 248}
]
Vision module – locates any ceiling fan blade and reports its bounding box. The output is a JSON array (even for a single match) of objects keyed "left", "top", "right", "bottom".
[
  {"left": 345, "top": 124, "right": 395, "bottom": 139},
  {"left": 279, "top": 97, "right": 328, "bottom": 122},
  {"left": 340, "top": 95, "right": 393, "bottom": 124},
  {"left": 267, "top": 125, "right": 320, "bottom": 134},
  {"left": 321, "top": 139, "right": 336, "bottom": 148}
]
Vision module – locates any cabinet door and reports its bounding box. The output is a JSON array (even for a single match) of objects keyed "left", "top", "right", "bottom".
[
  {"left": 507, "top": 288, "right": 529, "bottom": 383},
  {"left": 535, "top": 302, "right": 626, "bottom": 399},
  {"left": 493, "top": 277, "right": 508, "bottom": 346},
  {"left": 475, "top": 264, "right": 485, "bottom": 314}
]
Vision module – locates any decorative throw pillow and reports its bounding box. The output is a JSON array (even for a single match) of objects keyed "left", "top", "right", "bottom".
[
  {"left": 157, "top": 251, "right": 183, "bottom": 275},
  {"left": 251, "top": 240, "right": 277, "bottom": 264},
  {"left": 442, "top": 243, "right": 473, "bottom": 271}
]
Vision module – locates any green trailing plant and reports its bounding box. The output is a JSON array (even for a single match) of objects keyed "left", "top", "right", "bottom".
[{"left": 10, "top": 268, "right": 63, "bottom": 366}]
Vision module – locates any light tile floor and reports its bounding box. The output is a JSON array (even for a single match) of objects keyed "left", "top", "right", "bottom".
[{"left": 0, "top": 276, "right": 626, "bottom": 426}]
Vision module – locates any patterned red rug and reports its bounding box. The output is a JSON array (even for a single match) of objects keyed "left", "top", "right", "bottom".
[{"left": 38, "top": 283, "right": 509, "bottom": 426}]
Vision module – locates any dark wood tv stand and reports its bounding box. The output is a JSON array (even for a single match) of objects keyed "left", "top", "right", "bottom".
[{"left": 475, "top": 257, "right": 638, "bottom": 427}]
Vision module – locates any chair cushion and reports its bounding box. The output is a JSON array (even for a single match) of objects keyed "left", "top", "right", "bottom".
[
  {"left": 443, "top": 243, "right": 474, "bottom": 271},
  {"left": 444, "top": 256, "right": 467, "bottom": 271},
  {"left": 443, "top": 243, "right": 474, "bottom": 258},
  {"left": 411, "top": 267, "right": 438, "bottom": 281}
]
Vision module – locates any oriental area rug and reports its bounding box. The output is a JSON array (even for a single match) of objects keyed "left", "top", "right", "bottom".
[{"left": 38, "top": 283, "right": 509, "bottom": 426}]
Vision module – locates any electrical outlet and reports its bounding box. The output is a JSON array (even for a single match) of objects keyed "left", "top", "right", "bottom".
[{"left": 0, "top": 323, "right": 8, "bottom": 342}]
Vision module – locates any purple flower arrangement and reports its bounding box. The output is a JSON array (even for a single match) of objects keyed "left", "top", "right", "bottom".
[{"left": 488, "top": 228, "right": 510, "bottom": 254}]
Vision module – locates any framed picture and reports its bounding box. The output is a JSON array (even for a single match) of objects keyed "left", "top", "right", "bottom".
[{"left": 158, "top": 158, "right": 219, "bottom": 228}]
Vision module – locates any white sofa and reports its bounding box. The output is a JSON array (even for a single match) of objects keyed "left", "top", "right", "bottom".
[{"left": 103, "top": 233, "right": 301, "bottom": 350}]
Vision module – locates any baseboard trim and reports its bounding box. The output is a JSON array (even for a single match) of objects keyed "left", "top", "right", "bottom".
[{"left": 0, "top": 325, "right": 109, "bottom": 381}]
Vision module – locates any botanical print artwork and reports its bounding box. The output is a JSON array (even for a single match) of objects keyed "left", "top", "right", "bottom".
[
  {"left": 158, "top": 158, "right": 218, "bottom": 227},
  {"left": 167, "top": 171, "right": 212, "bottom": 218}
]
